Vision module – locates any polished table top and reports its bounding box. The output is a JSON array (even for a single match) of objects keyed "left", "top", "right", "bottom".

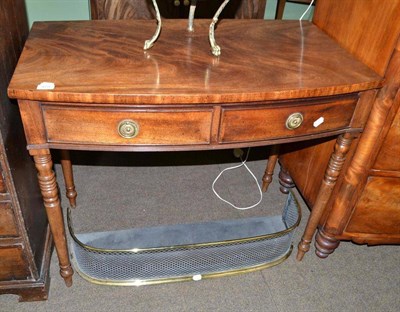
[{"left": 8, "top": 20, "right": 382, "bottom": 105}]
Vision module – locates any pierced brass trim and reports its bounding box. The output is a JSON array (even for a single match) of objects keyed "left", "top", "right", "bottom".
[{"left": 70, "top": 246, "right": 293, "bottom": 287}]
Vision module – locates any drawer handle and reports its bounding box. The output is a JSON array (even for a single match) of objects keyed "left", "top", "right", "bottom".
[
  {"left": 118, "top": 120, "right": 139, "bottom": 139},
  {"left": 286, "top": 113, "right": 303, "bottom": 130}
]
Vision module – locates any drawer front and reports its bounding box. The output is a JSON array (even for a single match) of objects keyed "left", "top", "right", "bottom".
[
  {"left": 0, "top": 202, "right": 18, "bottom": 236},
  {"left": 43, "top": 107, "right": 213, "bottom": 146},
  {"left": 346, "top": 177, "right": 400, "bottom": 235},
  {"left": 219, "top": 98, "right": 357, "bottom": 143},
  {"left": 0, "top": 246, "right": 30, "bottom": 280}
]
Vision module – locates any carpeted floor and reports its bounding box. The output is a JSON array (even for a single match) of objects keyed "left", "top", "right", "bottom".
[{"left": 1, "top": 148, "right": 399, "bottom": 311}]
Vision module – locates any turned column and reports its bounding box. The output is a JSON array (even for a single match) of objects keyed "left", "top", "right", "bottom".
[
  {"left": 315, "top": 228, "right": 340, "bottom": 258},
  {"left": 278, "top": 166, "right": 295, "bottom": 194},
  {"left": 297, "top": 133, "right": 354, "bottom": 261},
  {"left": 262, "top": 145, "right": 279, "bottom": 192},
  {"left": 32, "top": 150, "right": 73, "bottom": 286},
  {"left": 60, "top": 150, "right": 77, "bottom": 208}
]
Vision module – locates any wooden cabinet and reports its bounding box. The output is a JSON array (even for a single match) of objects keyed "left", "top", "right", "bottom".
[
  {"left": 279, "top": 0, "right": 400, "bottom": 258},
  {"left": 343, "top": 102, "right": 400, "bottom": 244},
  {"left": 0, "top": 0, "right": 51, "bottom": 301}
]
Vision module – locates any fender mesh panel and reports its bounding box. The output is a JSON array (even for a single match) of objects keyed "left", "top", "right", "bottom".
[{"left": 69, "top": 192, "right": 300, "bottom": 285}]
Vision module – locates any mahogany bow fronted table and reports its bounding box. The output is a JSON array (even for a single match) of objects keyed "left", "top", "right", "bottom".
[{"left": 8, "top": 19, "right": 382, "bottom": 286}]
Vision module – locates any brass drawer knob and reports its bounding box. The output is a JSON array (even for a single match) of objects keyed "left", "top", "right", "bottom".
[
  {"left": 174, "top": 0, "right": 180, "bottom": 6},
  {"left": 286, "top": 113, "right": 304, "bottom": 130},
  {"left": 184, "top": 0, "right": 190, "bottom": 5},
  {"left": 118, "top": 120, "right": 139, "bottom": 139}
]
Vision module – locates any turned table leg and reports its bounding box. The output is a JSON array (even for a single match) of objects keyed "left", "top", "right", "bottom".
[
  {"left": 315, "top": 228, "right": 340, "bottom": 258},
  {"left": 296, "top": 133, "right": 353, "bottom": 261},
  {"left": 32, "top": 151, "right": 73, "bottom": 286},
  {"left": 278, "top": 166, "right": 295, "bottom": 194},
  {"left": 60, "top": 150, "right": 77, "bottom": 208},
  {"left": 262, "top": 145, "right": 279, "bottom": 192}
]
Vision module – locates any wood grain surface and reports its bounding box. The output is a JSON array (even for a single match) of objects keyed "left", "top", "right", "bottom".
[
  {"left": 345, "top": 177, "right": 400, "bottom": 235},
  {"left": 314, "top": 0, "right": 400, "bottom": 76},
  {"left": 373, "top": 103, "right": 400, "bottom": 172},
  {"left": 8, "top": 20, "right": 382, "bottom": 105}
]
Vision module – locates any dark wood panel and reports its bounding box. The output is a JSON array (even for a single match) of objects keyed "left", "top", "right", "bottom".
[
  {"left": 0, "top": 1, "right": 48, "bottom": 272},
  {"left": 91, "top": 0, "right": 157, "bottom": 19},
  {"left": 0, "top": 246, "right": 30, "bottom": 280},
  {"left": 0, "top": 228, "right": 51, "bottom": 302},
  {"left": 279, "top": 137, "right": 334, "bottom": 207},
  {"left": 0, "top": 0, "right": 50, "bottom": 301},
  {"left": 0, "top": 203, "right": 18, "bottom": 236},
  {"left": 0, "top": 169, "right": 5, "bottom": 193},
  {"left": 90, "top": 0, "right": 266, "bottom": 20}
]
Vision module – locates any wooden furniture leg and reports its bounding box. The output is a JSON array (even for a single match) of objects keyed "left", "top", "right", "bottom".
[
  {"left": 275, "top": 0, "right": 287, "bottom": 19},
  {"left": 314, "top": 228, "right": 340, "bottom": 258},
  {"left": 32, "top": 150, "right": 73, "bottom": 286},
  {"left": 60, "top": 150, "right": 77, "bottom": 208},
  {"left": 262, "top": 145, "right": 279, "bottom": 192},
  {"left": 278, "top": 166, "right": 295, "bottom": 194},
  {"left": 296, "top": 132, "right": 354, "bottom": 261}
]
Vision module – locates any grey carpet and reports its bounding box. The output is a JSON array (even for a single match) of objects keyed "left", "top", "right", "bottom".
[{"left": 1, "top": 148, "right": 399, "bottom": 312}]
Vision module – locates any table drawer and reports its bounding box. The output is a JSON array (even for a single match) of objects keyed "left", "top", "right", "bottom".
[
  {"left": 0, "top": 246, "right": 30, "bottom": 280},
  {"left": 0, "top": 202, "right": 18, "bottom": 237},
  {"left": 219, "top": 98, "right": 357, "bottom": 143},
  {"left": 43, "top": 107, "right": 213, "bottom": 146}
]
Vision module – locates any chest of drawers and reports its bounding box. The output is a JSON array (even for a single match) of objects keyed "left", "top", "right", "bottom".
[{"left": 0, "top": 0, "right": 51, "bottom": 301}]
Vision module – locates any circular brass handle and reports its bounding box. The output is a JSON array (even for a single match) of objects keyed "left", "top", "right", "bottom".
[
  {"left": 183, "top": 0, "right": 190, "bottom": 5},
  {"left": 118, "top": 120, "right": 139, "bottom": 139},
  {"left": 286, "top": 112, "right": 304, "bottom": 130},
  {"left": 174, "top": 0, "right": 180, "bottom": 6}
]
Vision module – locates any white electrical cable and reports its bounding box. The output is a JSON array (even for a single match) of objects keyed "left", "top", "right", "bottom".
[
  {"left": 299, "top": 0, "right": 315, "bottom": 21},
  {"left": 212, "top": 0, "right": 315, "bottom": 209},
  {"left": 212, "top": 148, "right": 263, "bottom": 210}
]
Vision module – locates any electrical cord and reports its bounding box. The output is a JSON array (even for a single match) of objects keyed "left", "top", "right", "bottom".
[
  {"left": 212, "top": 148, "right": 263, "bottom": 210},
  {"left": 299, "top": 0, "right": 315, "bottom": 21},
  {"left": 212, "top": 0, "right": 315, "bottom": 209}
]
